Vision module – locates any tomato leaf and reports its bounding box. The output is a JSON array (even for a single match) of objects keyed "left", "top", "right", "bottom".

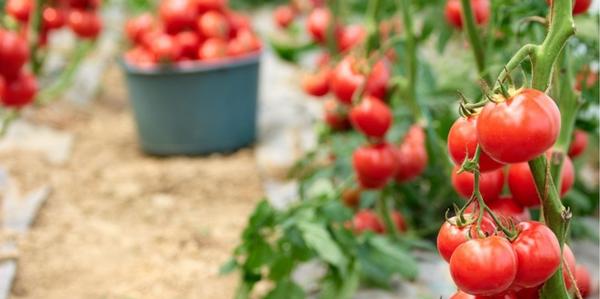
[
  {"left": 297, "top": 221, "right": 348, "bottom": 271},
  {"left": 369, "top": 236, "right": 418, "bottom": 281}
]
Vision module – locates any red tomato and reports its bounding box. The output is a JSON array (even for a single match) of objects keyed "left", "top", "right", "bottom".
[
  {"left": 450, "top": 236, "right": 518, "bottom": 296},
  {"left": 273, "top": 5, "right": 295, "bottom": 29},
  {"left": 198, "top": 38, "right": 227, "bottom": 60},
  {"left": 548, "top": 0, "right": 592, "bottom": 15},
  {"left": 125, "top": 13, "right": 155, "bottom": 44},
  {"left": 352, "top": 143, "right": 398, "bottom": 189},
  {"left": 575, "top": 69, "right": 598, "bottom": 91},
  {"left": 198, "top": 10, "right": 230, "bottom": 39},
  {"left": 302, "top": 67, "right": 330, "bottom": 97},
  {"left": 0, "top": 30, "right": 29, "bottom": 79},
  {"left": 196, "top": 0, "right": 227, "bottom": 13},
  {"left": 306, "top": 7, "right": 331, "bottom": 43},
  {"left": 365, "top": 58, "right": 390, "bottom": 100},
  {"left": 67, "top": 0, "right": 100, "bottom": 9},
  {"left": 447, "top": 116, "right": 504, "bottom": 172},
  {"left": 352, "top": 210, "right": 384, "bottom": 234},
  {"left": 575, "top": 265, "right": 591, "bottom": 297},
  {"left": 515, "top": 287, "right": 540, "bottom": 299},
  {"left": 437, "top": 214, "right": 496, "bottom": 262},
  {"left": 1, "top": 71, "right": 37, "bottom": 107},
  {"left": 159, "top": 0, "right": 198, "bottom": 34},
  {"left": 68, "top": 10, "right": 102, "bottom": 39},
  {"left": 477, "top": 89, "right": 561, "bottom": 164},
  {"left": 569, "top": 129, "right": 588, "bottom": 158},
  {"left": 150, "top": 34, "right": 182, "bottom": 62},
  {"left": 511, "top": 221, "right": 561, "bottom": 288},
  {"left": 508, "top": 154, "right": 574, "bottom": 207},
  {"left": 341, "top": 187, "right": 361, "bottom": 208},
  {"left": 124, "top": 47, "right": 156, "bottom": 68},
  {"left": 227, "top": 12, "right": 251, "bottom": 35},
  {"left": 323, "top": 98, "right": 350, "bottom": 130},
  {"left": 563, "top": 244, "right": 577, "bottom": 290},
  {"left": 394, "top": 125, "right": 428, "bottom": 182},
  {"left": 331, "top": 56, "right": 390, "bottom": 104},
  {"left": 487, "top": 196, "right": 530, "bottom": 223},
  {"left": 337, "top": 24, "right": 366, "bottom": 52},
  {"left": 451, "top": 166, "right": 504, "bottom": 203},
  {"left": 350, "top": 96, "right": 392, "bottom": 138},
  {"left": 6, "top": 0, "right": 32, "bottom": 23},
  {"left": 42, "top": 7, "right": 66, "bottom": 30},
  {"left": 450, "top": 290, "right": 517, "bottom": 299},
  {"left": 174, "top": 31, "right": 200, "bottom": 59},
  {"left": 0, "top": 76, "right": 6, "bottom": 101},
  {"left": 445, "top": 0, "right": 490, "bottom": 29},
  {"left": 391, "top": 211, "right": 407, "bottom": 232}
]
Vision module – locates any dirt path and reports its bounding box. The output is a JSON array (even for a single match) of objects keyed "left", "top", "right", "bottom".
[{"left": 1, "top": 67, "right": 262, "bottom": 299}]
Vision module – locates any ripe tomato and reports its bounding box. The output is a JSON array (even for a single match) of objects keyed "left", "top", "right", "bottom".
[
  {"left": 365, "top": 58, "right": 390, "bottom": 100},
  {"left": 42, "top": 7, "right": 66, "bottom": 30},
  {"left": 226, "top": 11, "right": 251, "bottom": 36},
  {"left": 448, "top": 116, "right": 504, "bottom": 172},
  {"left": 548, "top": 0, "right": 592, "bottom": 15},
  {"left": 198, "top": 38, "right": 227, "bottom": 60},
  {"left": 159, "top": 0, "right": 197, "bottom": 34},
  {"left": 124, "top": 47, "right": 156, "bottom": 68},
  {"left": 273, "top": 5, "right": 295, "bottom": 29},
  {"left": 67, "top": 0, "right": 100, "bottom": 9},
  {"left": 394, "top": 125, "right": 428, "bottom": 182},
  {"left": 508, "top": 154, "right": 574, "bottom": 207},
  {"left": 1, "top": 71, "right": 37, "bottom": 107},
  {"left": 450, "top": 236, "right": 518, "bottom": 296},
  {"left": 323, "top": 98, "right": 350, "bottom": 130},
  {"left": 437, "top": 214, "right": 496, "bottom": 262},
  {"left": 511, "top": 221, "right": 561, "bottom": 288},
  {"left": 68, "top": 10, "right": 102, "bottom": 39},
  {"left": 487, "top": 196, "right": 530, "bottom": 223},
  {"left": 575, "top": 69, "right": 598, "bottom": 91},
  {"left": 352, "top": 143, "right": 398, "bottom": 189},
  {"left": 306, "top": 7, "right": 332, "bottom": 43},
  {"left": 515, "top": 287, "right": 540, "bottom": 299},
  {"left": 0, "top": 76, "right": 6, "bottom": 101},
  {"left": 450, "top": 290, "right": 517, "bottom": 299},
  {"left": 0, "top": 30, "right": 29, "bottom": 79},
  {"left": 6, "top": 0, "right": 32, "bottom": 23},
  {"left": 198, "top": 10, "right": 230, "bottom": 39},
  {"left": 350, "top": 96, "right": 392, "bottom": 138},
  {"left": 331, "top": 56, "right": 390, "bottom": 104},
  {"left": 196, "top": 0, "right": 227, "bottom": 13},
  {"left": 302, "top": 68, "right": 331, "bottom": 97},
  {"left": 568, "top": 129, "right": 588, "bottom": 158},
  {"left": 337, "top": 24, "right": 366, "bottom": 52},
  {"left": 562, "top": 244, "right": 577, "bottom": 290},
  {"left": 174, "top": 31, "right": 201, "bottom": 59},
  {"left": 445, "top": 0, "right": 490, "bottom": 29},
  {"left": 451, "top": 166, "right": 504, "bottom": 203},
  {"left": 352, "top": 210, "right": 384, "bottom": 233},
  {"left": 125, "top": 13, "right": 155, "bottom": 44},
  {"left": 390, "top": 211, "right": 407, "bottom": 232},
  {"left": 477, "top": 89, "right": 561, "bottom": 164},
  {"left": 151, "top": 34, "right": 182, "bottom": 62},
  {"left": 575, "top": 265, "right": 591, "bottom": 297},
  {"left": 341, "top": 187, "right": 361, "bottom": 208}
]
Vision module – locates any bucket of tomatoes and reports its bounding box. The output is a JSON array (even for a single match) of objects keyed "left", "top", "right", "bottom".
[{"left": 121, "top": 0, "right": 262, "bottom": 156}]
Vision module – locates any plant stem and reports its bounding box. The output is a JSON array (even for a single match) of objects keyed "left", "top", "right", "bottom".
[
  {"left": 365, "top": 0, "right": 382, "bottom": 53},
  {"left": 29, "top": 0, "right": 45, "bottom": 75},
  {"left": 377, "top": 191, "right": 401, "bottom": 241},
  {"left": 398, "top": 0, "right": 424, "bottom": 125},
  {"left": 460, "top": 0, "right": 491, "bottom": 84}
]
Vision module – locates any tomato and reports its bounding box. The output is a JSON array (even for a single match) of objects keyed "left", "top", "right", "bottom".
[
  {"left": 68, "top": 10, "right": 102, "bottom": 39},
  {"left": 124, "top": 47, "right": 156, "bottom": 68},
  {"left": 394, "top": 125, "right": 428, "bottom": 182},
  {"left": 174, "top": 31, "right": 201, "bottom": 59},
  {"left": 0, "top": 76, "right": 6, "bottom": 101},
  {"left": 125, "top": 13, "right": 155, "bottom": 44},
  {"left": 450, "top": 236, "right": 518, "bottom": 296},
  {"left": 337, "top": 24, "right": 366, "bottom": 52},
  {"left": 575, "top": 265, "right": 591, "bottom": 297},
  {"left": 198, "top": 38, "right": 227, "bottom": 60},
  {"left": 150, "top": 34, "right": 182, "bottom": 62},
  {"left": 6, "top": 0, "right": 32, "bottom": 23},
  {"left": 352, "top": 143, "right": 398, "bottom": 189},
  {"left": 67, "top": 0, "right": 100, "bottom": 9},
  {"left": 568, "top": 129, "right": 588, "bottom": 158},
  {"left": 341, "top": 187, "right": 361, "bottom": 208},
  {"left": 226, "top": 12, "right": 251, "bottom": 36},
  {"left": 0, "top": 30, "right": 29, "bottom": 79},
  {"left": 487, "top": 196, "right": 530, "bottom": 223},
  {"left": 349, "top": 96, "right": 392, "bottom": 138},
  {"left": 196, "top": 0, "right": 227, "bottom": 13},
  {"left": 352, "top": 210, "right": 384, "bottom": 234},
  {"left": 515, "top": 287, "right": 540, "bottom": 299},
  {"left": 575, "top": 69, "right": 598, "bottom": 91},
  {"left": 548, "top": 0, "right": 592, "bottom": 15},
  {"left": 437, "top": 214, "right": 496, "bottom": 262},
  {"left": 448, "top": 116, "right": 504, "bottom": 172},
  {"left": 198, "top": 10, "right": 230, "bottom": 39},
  {"left": 508, "top": 154, "right": 574, "bottom": 207},
  {"left": 42, "top": 7, "right": 66, "bottom": 31},
  {"left": 306, "top": 7, "right": 332, "bottom": 43},
  {"left": 562, "top": 244, "right": 577, "bottom": 290},
  {"left": 391, "top": 211, "right": 407, "bottom": 232},
  {"left": 1, "top": 71, "right": 37, "bottom": 107},
  {"left": 331, "top": 56, "right": 390, "bottom": 104},
  {"left": 510, "top": 221, "right": 561, "bottom": 288},
  {"left": 273, "top": 5, "right": 295, "bottom": 29},
  {"left": 450, "top": 290, "right": 517, "bottom": 299},
  {"left": 477, "top": 89, "right": 561, "bottom": 164},
  {"left": 159, "top": 0, "right": 197, "bottom": 34},
  {"left": 302, "top": 68, "right": 330, "bottom": 97},
  {"left": 323, "top": 98, "right": 350, "bottom": 130},
  {"left": 451, "top": 166, "right": 504, "bottom": 203},
  {"left": 445, "top": 0, "right": 490, "bottom": 29}
]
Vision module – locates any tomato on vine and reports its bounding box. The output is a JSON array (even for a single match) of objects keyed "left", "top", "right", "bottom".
[
  {"left": 451, "top": 166, "right": 504, "bottom": 203},
  {"left": 337, "top": 24, "right": 366, "bottom": 52},
  {"left": 273, "top": 5, "right": 295, "bottom": 29},
  {"left": 575, "top": 265, "right": 592, "bottom": 297},
  {"left": 306, "top": 7, "right": 332, "bottom": 43},
  {"left": 349, "top": 96, "right": 392, "bottom": 138},
  {"left": 68, "top": 10, "right": 103, "bottom": 39},
  {"left": 444, "top": 0, "right": 490, "bottom": 29},
  {"left": 5, "top": 0, "right": 32, "bottom": 23},
  {"left": 394, "top": 125, "right": 428, "bottom": 182},
  {"left": 1, "top": 71, "right": 37, "bottom": 107},
  {"left": 352, "top": 210, "right": 385, "bottom": 233},
  {"left": 302, "top": 67, "right": 331, "bottom": 97},
  {"left": 568, "top": 129, "right": 589, "bottom": 158},
  {"left": 448, "top": 116, "right": 504, "bottom": 172},
  {"left": 352, "top": 143, "right": 398, "bottom": 189},
  {"left": 437, "top": 214, "right": 496, "bottom": 262},
  {"left": 323, "top": 98, "right": 350, "bottom": 130},
  {"left": 330, "top": 56, "right": 390, "bottom": 104},
  {"left": 0, "top": 30, "right": 30, "bottom": 79}
]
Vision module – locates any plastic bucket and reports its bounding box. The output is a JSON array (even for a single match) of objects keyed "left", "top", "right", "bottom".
[{"left": 121, "top": 54, "right": 260, "bottom": 156}]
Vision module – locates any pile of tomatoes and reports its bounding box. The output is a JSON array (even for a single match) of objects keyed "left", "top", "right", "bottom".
[
  {"left": 440, "top": 88, "right": 592, "bottom": 298},
  {"left": 124, "top": 0, "right": 261, "bottom": 68}
]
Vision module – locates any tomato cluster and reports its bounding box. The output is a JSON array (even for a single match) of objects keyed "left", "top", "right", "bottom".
[
  {"left": 124, "top": 0, "right": 261, "bottom": 68},
  {"left": 0, "top": 29, "right": 36, "bottom": 107}
]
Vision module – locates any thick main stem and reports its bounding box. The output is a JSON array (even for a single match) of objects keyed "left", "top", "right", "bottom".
[{"left": 460, "top": 0, "right": 491, "bottom": 84}]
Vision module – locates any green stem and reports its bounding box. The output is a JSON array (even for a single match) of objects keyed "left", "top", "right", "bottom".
[
  {"left": 496, "top": 44, "right": 537, "bottom": 86},
  {"left": 377, "top": 191, "right": 401, "bottom": 241},
  {"left": 365, "top": 0, "right": 382, "bottom": 53},
  {"left": 398, "top": 0, "right": 424, "bottom": 124},
  {"left": 460, "top": 0, "right": 491, "bottom": 84},
  {"left": 325, "top": 0, "right": 340, "bottom": 56},
  {"left": 29, "top": 0, "right": 45, "bottom": 75}
]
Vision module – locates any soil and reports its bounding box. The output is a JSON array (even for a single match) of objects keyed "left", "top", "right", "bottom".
[{"left": 1, "top": 66, "right": 263, "bottom": 299}]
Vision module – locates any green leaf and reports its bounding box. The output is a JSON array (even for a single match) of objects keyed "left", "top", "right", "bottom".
[
  {"left": 245, "top": 239, "right": 275, "bottom": 272},
  {"left": 264, "top": 279, "right": 305, "bottom": 299},
  {"left": 243, "top": 200, "right": 275, "bottom": 241},
  {"left": 297, "top": 222, "right": 348, "bottom": 270},
  {"left": 369, "top": 236, "right": 419, "bottom": 280},
  {"left": 269, "top": 254, "right": 295, "bottom": 280},
  {"left": 219, "top": 258, "right": 238, "bottom": 275}
]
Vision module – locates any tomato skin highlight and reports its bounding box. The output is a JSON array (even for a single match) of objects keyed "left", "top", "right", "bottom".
[
  {"left": 447, "top": 116, "right": 504, "bottom": 172},
  {"left": 349, "top": 96, "right": 392, "bottom": 138},
  {"left": 306, "top": 7, "right": 331, "bottom": 43},
  {"left": 450, "top": 236, "right": 518, "bottom": 296},
  {"left": 42, "top": 7, "right": 66, "bottom": 30},
  {"left": 352, "top": 143, "right": 398, "bottom": 189},
  {"left": 451, "top": 166, "right": 504, "bottom": 203},
  {"left": 568, "top": 129, "right": 588, "bottom": 158},
  {"left": 444, "top": 0, "right": 490, "bottom": 29},
  {"left": 394, "top": 125, "right": 428, "bottom": 182},
  {"left": 68, "top": 10, "right": 103, "bottom": 39},
  {"left": 476, "top": 89, "right": 561, "bottom": 164}
]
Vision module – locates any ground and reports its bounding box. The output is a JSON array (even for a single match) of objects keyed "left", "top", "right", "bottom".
[{"left": 2, "top": 67, "right": 262, "bottom": 299}]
